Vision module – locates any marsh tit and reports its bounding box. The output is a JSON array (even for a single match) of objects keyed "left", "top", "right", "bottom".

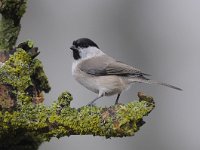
[{"left": 70, "top": 38, "right": 182, "bottom": 106}]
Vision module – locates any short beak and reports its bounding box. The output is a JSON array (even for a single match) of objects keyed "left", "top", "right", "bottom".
[{"left": 70, "top": 45, "right": 77, "bottom": 51}]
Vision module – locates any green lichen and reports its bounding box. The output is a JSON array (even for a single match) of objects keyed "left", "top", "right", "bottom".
[
  {"left": 0, "top": 17, "right": 21, "bottom": 51},
  {"left": 0, "top": 49, "right": 33, "bottom": 105},
  {"left": 0, "top": 41, "right": 50, "bottom": 108},
  {"left": 0, "top": 0, "right": 28, "bottom": 51},
  {"left": 0, "top": 0, "right": 28, "bottom": 19},
  {"left": 27, "top": 40, "right": 34, "bottom": 48}
]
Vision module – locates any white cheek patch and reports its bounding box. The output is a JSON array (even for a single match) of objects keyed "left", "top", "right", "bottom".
[{"left": 79, "top": 47, "right": 104, "bottom": 59}]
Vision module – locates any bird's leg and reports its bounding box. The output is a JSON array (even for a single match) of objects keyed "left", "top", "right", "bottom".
[
  {"left": 115, "top": 93, "right": 121, "bottom": 104},
  {"left": 87, "top": 94, "right": 104, "bottom": 106}
]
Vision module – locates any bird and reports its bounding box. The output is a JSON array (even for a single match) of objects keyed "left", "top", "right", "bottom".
[{"left": 69, "top": 38, "right": 182, "bottom": 106}]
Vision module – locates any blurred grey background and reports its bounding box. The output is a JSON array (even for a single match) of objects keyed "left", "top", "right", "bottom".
[{"left": 18, "top": 0, "right": 200, "bottom": 150}]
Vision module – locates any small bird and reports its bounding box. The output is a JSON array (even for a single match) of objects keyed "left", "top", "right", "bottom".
[{"left": 70, "top": 38, "right": 182, "bottom": 106}]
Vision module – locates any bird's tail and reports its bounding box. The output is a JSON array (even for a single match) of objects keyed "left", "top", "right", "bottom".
[{"left": 130, "top": 76, "right": 182, "bottom": 91}]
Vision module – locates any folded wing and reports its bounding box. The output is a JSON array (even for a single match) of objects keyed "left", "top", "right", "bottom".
[{"left": 80, "top": 55, "right": 150, "bottom": 77}]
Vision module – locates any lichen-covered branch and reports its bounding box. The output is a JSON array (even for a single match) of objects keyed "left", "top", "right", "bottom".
[
  {"left": 0, "top": 42, "right": 155, "bottom": 150},
  {"left": 0, "top": 91, "right": 154, "bottom": 143},
  {"left": 0, "top": 0, "right": 28, "bottom": 51},
  {"left": 0, "top": 91, "right": 154, "bottom": 149}
]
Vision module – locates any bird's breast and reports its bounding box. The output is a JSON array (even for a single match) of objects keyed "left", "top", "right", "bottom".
[{"left": 72, "top": 66, "right": 99, "bottom": 94}]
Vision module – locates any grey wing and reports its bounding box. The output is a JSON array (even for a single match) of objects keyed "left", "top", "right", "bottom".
[
  {"left": 105, "top": 61, "right": 150, "bottom": 76},
  {"left": 80, "top": 55, "right": 150, "bottom": 77},
  {"left": 80, "top": 55, "right": 114, "bottom": 75}
]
